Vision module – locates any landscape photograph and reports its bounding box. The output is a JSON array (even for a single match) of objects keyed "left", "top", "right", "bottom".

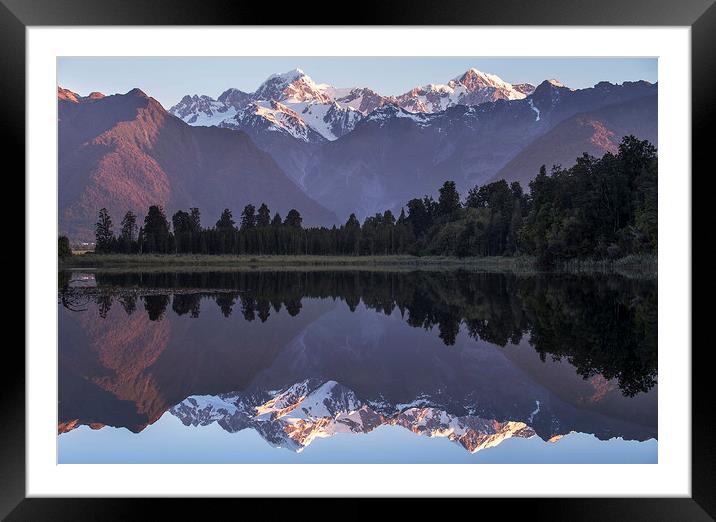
[{"left": 57, "top": 56, "right": 658, "bottom": 464}]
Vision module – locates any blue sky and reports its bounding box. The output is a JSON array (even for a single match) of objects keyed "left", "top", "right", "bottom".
[{"left": 58, "top": 57, "right": 657, "bottom": 109}]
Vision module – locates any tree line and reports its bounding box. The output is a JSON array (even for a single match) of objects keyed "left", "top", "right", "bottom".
[{"left": 86, "top": 136, "right": 657, "bottom": 265}]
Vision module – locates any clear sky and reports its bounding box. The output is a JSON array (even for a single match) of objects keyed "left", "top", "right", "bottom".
[{"left": 58, "top": 57, "right": 657, "bottom": 109}]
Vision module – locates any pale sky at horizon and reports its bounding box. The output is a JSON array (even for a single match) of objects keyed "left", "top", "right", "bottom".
[{"left": 58, "top": 57, "right": 657, "bottom": 109}]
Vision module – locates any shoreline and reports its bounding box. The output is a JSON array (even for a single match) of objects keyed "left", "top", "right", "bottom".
[{"left": 59, "top": 253, "right": 656, "bottom": 278}]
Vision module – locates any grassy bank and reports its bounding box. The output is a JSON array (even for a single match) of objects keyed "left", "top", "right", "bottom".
[
  {"left": 60, "top": 253, "right": 539, "bottom": 272},
  {"left": 59, "top": 252, "right": 656, "bottom": 277}
]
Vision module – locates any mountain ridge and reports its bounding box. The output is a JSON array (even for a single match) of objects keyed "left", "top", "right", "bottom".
[
  {"left": 167, "top": 67, "right": 540, "bottom": 142},
  {"left": 58, "top": 87, "right": 337, "bottom": 239}
]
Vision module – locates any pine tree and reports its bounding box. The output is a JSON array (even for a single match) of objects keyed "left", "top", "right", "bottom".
[
  {"left": 438, "top": 180, "right": 461, "bottom": 217},
  {"left": 143, "top": 205, "right": 170, "bottom": 253},
  {"left": 95, "top": 208, "right": 114, "bottom": 254},
  {"left": 119, "top": 210, "right": 138, "bottom": 252},
  {"left": 241, "top": 204, "right": 256, "bottom": 230},
  {"left": 172, "top": 210, "right": 193, "bottom": 253},
  {"left": 120, "top": 211, "right": 137, "bottom": 242},
  {"left": 216, "top": 209, "right": 235, "bottom": 230},
  {"left": 257, "top": 203, "right": 271, "bottom": 227},
  {"left": 284, "top": 209, "right": 302, "bottom": 229}
]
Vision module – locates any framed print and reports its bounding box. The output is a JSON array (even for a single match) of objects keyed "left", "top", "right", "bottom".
[{"left": 6, "top": 0, "right": 712, "bottom": 518}]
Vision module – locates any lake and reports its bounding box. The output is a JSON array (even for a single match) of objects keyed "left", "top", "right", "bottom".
[{"left": 57, "top": 269, "right": 657, "bottom": 463}]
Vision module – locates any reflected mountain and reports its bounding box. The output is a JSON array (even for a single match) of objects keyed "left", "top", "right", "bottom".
[
  {"left": 58, "top": 269, "right": 657, "bottom": 453},
  {"left": 171, "top": 379, "right": 537, "bottom": 453}
]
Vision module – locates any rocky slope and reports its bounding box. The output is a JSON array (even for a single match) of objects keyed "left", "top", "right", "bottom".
[{"left": 58, "top": 87, "right": 337, "bottom": 239}]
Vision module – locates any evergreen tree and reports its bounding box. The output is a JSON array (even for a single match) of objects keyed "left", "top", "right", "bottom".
[
  {"left": 284, "top": 209, "right": 302, "bottom": 228},
  {"left": 143, "top": 205, "right": 171, "bottom": 253},
  {"left": 215, "top": 209, "right": 236, "bottom": 254},
  {"left": 241, "top": 204, "right": 256, "bottom": 230},
  {"left": 257, "top": 203, "right": 271, "bottom": 227},
  {"left": 58, "top": 235, "right": 72, "bottom": 259},
  {"left": 120, "top": 211, "right": 137, "bottom": 242},
  {"left": 190, "top": 207, "right": 202, "bottom": 230},
  {"left": 172, "top": 210, "right": 193, "bottom": 253},
  {"left": 438, "top": 180, "right": 461, "bottom": 217},
  {"left": 188, "top": 207, "right": 202, "bottom": 252},
  {"left": 406, "top": 198, "right": 431, "bottom": 237},
  {"left": 216, "top": 208, "right": 235, "bottom": 230},
  {"left": 95, "top": 208, "right": 114, "bottom": 254},
  {"left": 271, "top": 212, "right": 283, "bottom": 227},
  {"left": 344, "top": 213, "right": 361, "bottom": 255},
  {"left": 119, "top": 210, "right": 138, "bottom": 253}
]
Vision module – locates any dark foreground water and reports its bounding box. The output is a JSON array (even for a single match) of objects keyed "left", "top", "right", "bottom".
[{"left": 57, "top": 269, "right": 657, "bottom": 463}]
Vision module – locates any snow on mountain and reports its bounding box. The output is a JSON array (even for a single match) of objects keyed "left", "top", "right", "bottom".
[
  {"left": 168, "top": 67, "right": 544, "bottom": 142},
  {"left": 170, "top": 94, "right": 238, "bottom": 126},
  {"left": 217, "top": 87, "right": 252, "bottom": 108},
  {"left": 299, "top": 102, "right": 363, "bottom": 140},
  {"left": 362, "top": 104, "right": 435, "bottom": 126},
  {"left": 254, "top": 68, "right": 333, "bottom": 105},
  {"left": 393, "top": 68, "right": 532, "bottom": 113},
  {"left": 170, "top": 378, "right": 538, "bottom": 453},
  {"left": 330, "top": 87, "right": 387, "bottom": 114},
  {"left": 513, "top": 82, "right": 537, "bottom": 96},
  {"left": 220, "top": 100, "right": 326, "bottom": 143}
]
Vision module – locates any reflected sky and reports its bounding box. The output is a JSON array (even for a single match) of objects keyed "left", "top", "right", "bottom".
[{"left": 59, "top": 413, "right": 657, "bottom": 464}]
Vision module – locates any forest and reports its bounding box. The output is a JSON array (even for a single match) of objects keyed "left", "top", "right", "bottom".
[{"left": 65, "top": 136, "right": 657, "bottom": 266}]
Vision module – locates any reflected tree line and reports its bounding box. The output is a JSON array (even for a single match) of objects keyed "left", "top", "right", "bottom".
[{"left": 59, "top": 270, "right": 656, "bottom": 396}]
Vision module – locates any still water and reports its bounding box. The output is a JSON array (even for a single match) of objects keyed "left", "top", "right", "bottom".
[{"left": 58, "top": 270, "right": 657, "bottom": 463}]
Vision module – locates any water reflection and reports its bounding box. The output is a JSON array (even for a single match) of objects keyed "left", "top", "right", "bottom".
[{"left": 58, "top": 270, "right": 657, "bottom": 458}]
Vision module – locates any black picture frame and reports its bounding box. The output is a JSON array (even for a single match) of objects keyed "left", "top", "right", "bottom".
[{"left": 4, "top": 0, "right": 710, "bottom": 518}]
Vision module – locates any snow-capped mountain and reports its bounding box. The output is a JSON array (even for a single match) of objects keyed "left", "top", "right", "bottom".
[
  {"left": 169, "top": 68, "right": 363, "bottom": 142},
  {"left": 170, "top": 378, "right": 537, "bottom": 453},
  {"left": 253, "top": 68, "right": 332, "bottom": 104},
  {"left": 393, "top": 68, "right": 534, "bottom": 113},
  {"left": 168, "top": 67, "right": 540, "bottom": 142},
  {"left": 169, "top": 94, "right": 239, "bottom": 126}
]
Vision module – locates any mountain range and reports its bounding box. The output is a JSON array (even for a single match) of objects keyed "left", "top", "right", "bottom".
[
  {"left": 170, "top": 379, "right": 539, "bottom": 453},
  {"left": 58, "top": 67, "right": 657, "bottom": 239}
]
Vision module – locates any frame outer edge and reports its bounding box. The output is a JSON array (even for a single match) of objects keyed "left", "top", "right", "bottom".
[
  {"left": 5, "top": 0, "right": 712, "bottom": 517},
  {"left": 0, "top": 0, "right": 26, "bottom": 519},
  {"left": 0, "top": 0, "right": 715, "bottom": 26},
  {"left": 691, "top": 2, "right": 716, "bottom": 520}
]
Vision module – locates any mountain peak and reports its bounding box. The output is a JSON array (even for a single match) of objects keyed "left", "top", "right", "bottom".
[
  {"left": 455, "top": 68, "right": 511, "bottom": 90},
  {"left": 126, "top": 87, "right": 149, "bottom": 98},
  {"left": 535, "top": 79, "right": 568, "bottom": 92},
  {"left": 57, "top": 86, "right": 80, "bottom": 103},
  {"left": 57, "top": 87, "right": 106, "bottom": 103},
  {"left": 267, "top": 68, "right": 307, "bottom": 84}
]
